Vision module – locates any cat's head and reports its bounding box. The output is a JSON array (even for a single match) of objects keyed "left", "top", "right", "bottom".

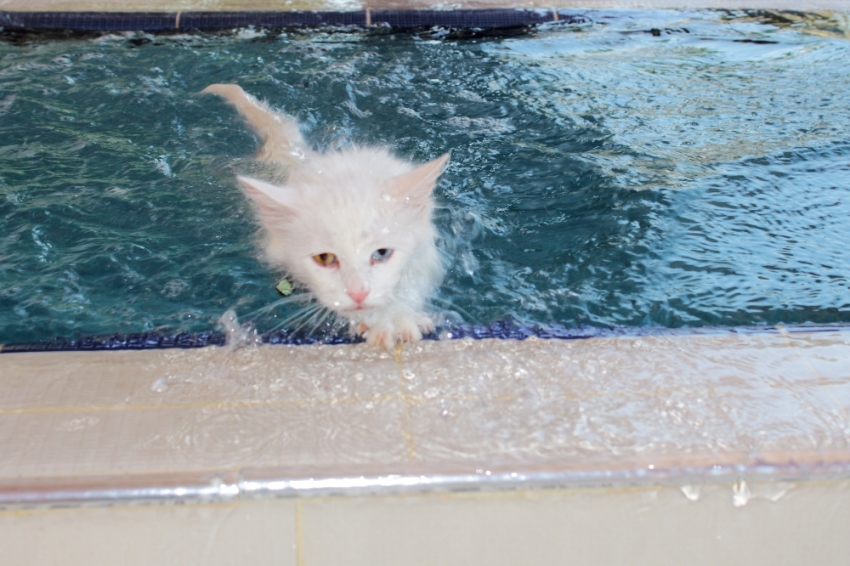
[{"left": 237, "top": 149, "right": 449, "bottom": 318}]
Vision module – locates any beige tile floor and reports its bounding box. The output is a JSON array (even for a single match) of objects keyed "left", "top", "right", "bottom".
[
  {"left": 1, "top": 498, "right": 298, "bottom": 566},
  {"left": 5, "top": 481, "right": 850, "bottom": 565}
]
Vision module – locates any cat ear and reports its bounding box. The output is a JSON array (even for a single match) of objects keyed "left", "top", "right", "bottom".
[
  {"left": 385, "top": 152, "right": 450, "bottom": 204},
  {"left": 237, "top": 176, "right": 299, "bottom": 216}
]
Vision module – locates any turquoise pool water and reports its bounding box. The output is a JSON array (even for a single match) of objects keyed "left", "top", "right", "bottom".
[{"left": 1, "top": 11, "right": 849, "bottom": 343}]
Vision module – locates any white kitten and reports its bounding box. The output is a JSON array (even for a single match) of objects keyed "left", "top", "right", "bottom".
[{"left": 203, "top": 84, "right": 449, "bottom": 349}]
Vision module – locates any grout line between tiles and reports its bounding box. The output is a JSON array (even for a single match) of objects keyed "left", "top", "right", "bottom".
[
  {"left": 395, "top": 343, "right": 418, "bottom": 461},
  {"left": 295, "top": 499, "right": 304, "bottom": 566}
]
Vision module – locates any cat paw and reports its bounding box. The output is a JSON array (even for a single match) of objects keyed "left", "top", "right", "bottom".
[
  {"left": 415, "top": 314, "right": 435, "bottom": 336},
  {"left": 366, "top": 327, "right": 399, "bottom": 350},
  {"left": 396, "top": 317, "right": 424, "bottom": 344},
  {"left": 358, "top": 314, "right": 432, "bottom": 350}
]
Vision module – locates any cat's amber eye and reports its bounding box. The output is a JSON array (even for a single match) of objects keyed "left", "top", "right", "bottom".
[
  {"left": 371, "top": 248, "right": 393, "bottom": 264},
  {"left": 312, "top": 253, "right": 338, "bottom": 267}
]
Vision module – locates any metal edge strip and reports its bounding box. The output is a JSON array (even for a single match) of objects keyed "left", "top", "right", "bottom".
[{"left": 3, "top": 458, "right": 850, "bottom": 509}]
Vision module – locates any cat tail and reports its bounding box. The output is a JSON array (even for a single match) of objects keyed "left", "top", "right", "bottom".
[{"left": 202, "top": 83, "right": 308, "bottom": 167}]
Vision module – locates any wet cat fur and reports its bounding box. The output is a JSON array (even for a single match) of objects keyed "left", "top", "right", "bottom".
[{"left": 203, "top": 84, "right": 449, "bottom": 349}]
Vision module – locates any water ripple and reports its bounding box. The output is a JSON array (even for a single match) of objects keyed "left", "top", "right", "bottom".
[{"left": 1, "top": 11, "right": 849, "bottom": 342}]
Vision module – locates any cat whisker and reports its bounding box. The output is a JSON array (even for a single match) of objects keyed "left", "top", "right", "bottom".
[
  {"left": 288, "top": 305, "right": 331, "bottom": 335},
  {"left": 282, "top": 307, "right": 317, "bottom": 331},
  {"left": 280, "top": 304, "right": 323, "bottom": 327},
  {"left": 261, "top": 295, "right": 319, "bottom": 319},
  {"left": 266, "top": 302, "right": 324, "bottom": 333},
  {"left": 305, "top": 308, "right": 336, "bottom": 337},
  {"left": 241, "top": 292, "right": 316, "bottom": 321},
  {"left": 239, "top": 298, "right": 295, "bottom": 320}
]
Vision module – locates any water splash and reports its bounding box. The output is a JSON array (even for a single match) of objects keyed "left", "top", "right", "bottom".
[
  {"left": 733, "top": 479, "right": 751, "bottom": 507},
  {"left": 151, "top": 376, "right": 169, "bottom": 393},
  {"left": 750, "top": 481, "right": 796, "bottom": 503},
  {"left": 217, "top": 309, "right": 262, "bottom": 352},
  {"left": 680, "top": 484, "right": 701, "bottom": 501}
]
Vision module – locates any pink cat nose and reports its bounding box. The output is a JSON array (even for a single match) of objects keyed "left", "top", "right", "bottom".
[{"left": 347, "top": 289, "right": 370, "bottom": 305}]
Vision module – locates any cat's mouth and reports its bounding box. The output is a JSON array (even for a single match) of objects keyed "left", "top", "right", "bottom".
[{"left": 338, "top": 301, "right": 379, "bottom": 318}]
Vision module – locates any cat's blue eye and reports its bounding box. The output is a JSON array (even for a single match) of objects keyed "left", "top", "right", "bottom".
[{"left": 371, "top": 248, "right": 393, "bottom": 264}]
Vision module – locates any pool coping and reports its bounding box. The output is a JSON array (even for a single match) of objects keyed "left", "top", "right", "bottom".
[
  {"left": 0, "top": 9, "right": 580, "bottom": 32},
  {"left": 2, "top": 329, "right": 849, "bottom": 509},
  {"left": 1, "top": 6, "right": 848, "bottom": 35}
]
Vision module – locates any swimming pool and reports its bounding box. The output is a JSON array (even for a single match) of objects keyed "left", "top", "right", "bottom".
[
  {"left": 2, "top": 9, "right": 850, "bottom": 564},
  {"left": 1, "top": 9, "right": 849, "bottom": 346}
]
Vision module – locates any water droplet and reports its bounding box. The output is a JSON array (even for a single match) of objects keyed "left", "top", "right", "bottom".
[
  {"left": 733, "top": 480, "right": 751, "bottom": 507},
  {"left": 681, "top": 484, "right": 701, "bottom": 501},
  {"left": 752, "top": 481, "right": 795, "bottom": 502},
  {"left": 151, "top": 377, "right": 168, "bottom": 393},
  {"left": 56, "top": 416, "right": 100, "bottom": 432}
]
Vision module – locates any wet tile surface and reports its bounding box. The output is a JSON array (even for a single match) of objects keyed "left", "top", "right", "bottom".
[{"left": 1, "top": 331, "right": 849, "bottom": 492}]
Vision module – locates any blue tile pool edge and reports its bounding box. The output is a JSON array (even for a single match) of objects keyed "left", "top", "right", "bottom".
[{"left": 2, "top": 322, "right": 848, "bottom": 353}]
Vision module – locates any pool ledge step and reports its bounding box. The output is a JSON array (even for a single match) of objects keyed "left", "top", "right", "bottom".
[{"left": 1, "top": 329, "right": 848, "bottom": 506}]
